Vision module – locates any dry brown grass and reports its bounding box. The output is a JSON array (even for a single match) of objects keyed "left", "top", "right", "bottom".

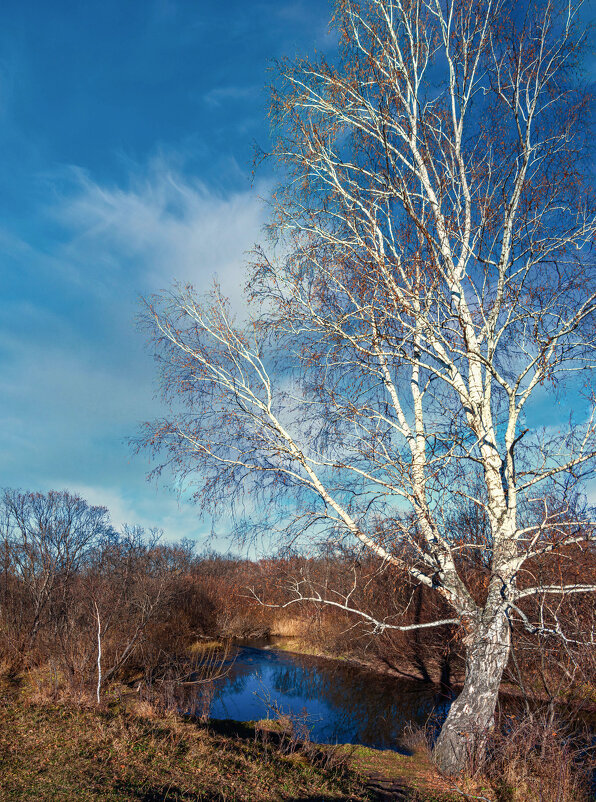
[
  {"left": 373, "top": 716, "right": 593, "bottom": 802},
  {"left": 0, "top": 697, "right": 369, "bottom": 801},
  {"left": 188, "top": 639, "right": 225, "bottom": 654},
  {"left": 269, "top": 615, "right": 307, "bottom": 638},
  {"left": 481, "top": 717, "right": 592, "bottom": 802}
]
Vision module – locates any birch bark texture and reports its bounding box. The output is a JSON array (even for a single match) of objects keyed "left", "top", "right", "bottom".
[{"left": 139, "top": 0, "right": 596, "bottom": 775}]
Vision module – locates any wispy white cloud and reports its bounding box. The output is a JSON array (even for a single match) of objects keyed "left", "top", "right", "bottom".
[
  {"left": 0, "top": 154, "right": 269, "bottom": 542},
  {"left": 51, "top": 156, "right": 268, "bottom": 309},
  {"left": 62, "top": 482, "right": 215, "bottom": 544},
  {"left": 203, "top": 84, "right": 262, "bottom": 108}
]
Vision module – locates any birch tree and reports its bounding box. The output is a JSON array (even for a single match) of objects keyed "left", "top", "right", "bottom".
[{"left": 139, "top": 0, "right": 596, "bottom": 774}]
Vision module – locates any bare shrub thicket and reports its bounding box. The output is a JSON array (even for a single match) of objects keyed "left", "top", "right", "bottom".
[
  {"left": 462, "top": 710, "right": 594, "bottom": 802},
  {"left": 249, "top": 530, "right": 596, "bottom": 705},
  {"left": 2, "top": 489, "right": 591, "bottom": 708},
  {"left": 0, "top": 489, "right": 222, "bottom": 700}
]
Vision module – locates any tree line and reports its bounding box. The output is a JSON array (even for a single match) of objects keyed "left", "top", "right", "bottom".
[{"left": 1, "top": 488, "right": 593, "bottom": 717}]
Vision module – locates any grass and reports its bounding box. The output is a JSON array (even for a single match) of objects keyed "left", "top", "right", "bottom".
[
  {"left": 269, "top": 616, "right": 306, "bottom": 638},
  {"left": 0, "top": 698, "right": 368, "bottom": 801},
  {"left": 0, "top": 685, "right": 471, "bottom": 802},
  {"left": 188, "top": 640, "right": 225, "bottom": 655},
  {"left": 12, "top": 664, "right": 586, "bottom": 802}
]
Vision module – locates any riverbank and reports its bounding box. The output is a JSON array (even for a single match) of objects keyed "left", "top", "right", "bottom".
[
  {"left": 0, "top": 696, "right": 464, "bottom": 801},
  {"left": 0, "top": 697, "right": 361, "bottom": 801},
  {"left": 266, "top": 635, "right": 596, "bottom": 709},
  {"left": 2, "top": 657, "right": 593, "bottom": 802},
  {"left": 265, "top": 633, "right": 456, "bottom": 686}
]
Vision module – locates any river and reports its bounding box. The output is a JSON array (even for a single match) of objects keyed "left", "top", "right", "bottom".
[{"left": 191, "top": 642, "right": 450, "bottom": 751}]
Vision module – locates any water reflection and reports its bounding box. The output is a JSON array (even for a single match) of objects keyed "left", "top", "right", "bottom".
[{"left": 190, "top": 644, "right": 448, "bottom": 750}]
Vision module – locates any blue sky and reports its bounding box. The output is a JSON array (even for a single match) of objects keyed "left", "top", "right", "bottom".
[
  {"left": 0, "top": 1, "right": 594, "bottom": 549},
  {"left": 0, "top": 0, "right": 332, "bottom": 545}
]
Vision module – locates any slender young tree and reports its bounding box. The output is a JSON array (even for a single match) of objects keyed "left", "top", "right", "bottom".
[{"left": 139, "top": 0, "right": 596, "bottom": 774}]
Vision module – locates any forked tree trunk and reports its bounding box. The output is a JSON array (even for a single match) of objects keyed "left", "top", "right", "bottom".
[{"left": 433, "top": 608, "right": 510, "bottom": 775}]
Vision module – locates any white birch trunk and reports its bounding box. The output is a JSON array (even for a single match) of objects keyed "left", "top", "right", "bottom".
[
  {"left": 94, "top": 601, "right": 102, "bottom": 705},
  {"left": 433, "top": 605, "right": 511, "bottom": 775}
]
